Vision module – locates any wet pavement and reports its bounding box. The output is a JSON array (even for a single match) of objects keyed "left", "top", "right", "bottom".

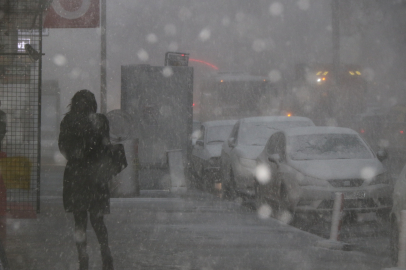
[{"left": 3, "top": 165, "right": 393, "bottom": 270}]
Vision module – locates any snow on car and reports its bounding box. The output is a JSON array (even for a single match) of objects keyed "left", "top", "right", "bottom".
[
  {"left": 255, "top": 126, "right": 392, "bottom": 224},
  {"left": 220, "top": 116, "right": 315, "bottom": 199}
]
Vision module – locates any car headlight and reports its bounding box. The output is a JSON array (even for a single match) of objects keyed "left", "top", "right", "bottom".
[
  {"left": 239, "top": 157, "right": 256, "bottom": 169},
  {"left": 370, "top": 173, "right": 390, "bottom": 185},
  {"left": 297, "top": 173, "right": 329, "bottom": 187}
]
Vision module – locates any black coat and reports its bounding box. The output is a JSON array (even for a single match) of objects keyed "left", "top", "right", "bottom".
[{"left": 58, "top": 112, "right": 111, "bottom": 214}]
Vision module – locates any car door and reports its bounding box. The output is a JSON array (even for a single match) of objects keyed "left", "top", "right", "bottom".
[{"left": 192, "top": 125, "right": 206, "bottom": 177}]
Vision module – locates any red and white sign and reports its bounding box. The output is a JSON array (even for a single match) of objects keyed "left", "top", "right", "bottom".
[{"left": 43, "top": 0, "right": 99, "bottom": 28}]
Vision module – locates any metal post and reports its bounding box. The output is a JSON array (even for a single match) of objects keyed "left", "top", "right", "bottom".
[
  {"left": 332, "top": 0, "right": 340, "bottom": 80},
  {"left": 37, "top": 7, "right": 43, "bottom": 214},
  {"left": 398, "top": 210, "right": 406, "bottom": 267},
  {"left": 134, "top": 138, "right": 140, "bottom": 196},
  {"left": 330, "top": 192, "right": 344, "bottom": 241},
  {"left": 100, "top": 0, "right": 107, "bottom": 114}
]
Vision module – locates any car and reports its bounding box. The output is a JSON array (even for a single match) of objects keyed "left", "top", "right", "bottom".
[
  {"left": 255, "top": 126, "right": 392, "bottom": 224},
  {"left": 191, "top": 119, "right": 237, "bottom": 191},
  {"left": 354, "top": 103, "right": 406, "bottom": 176},
  {"left": 220, "top": 116, "right": 315, "bottom": 199},
  {"left": 389, "top": 162, "right": 406, "bottom": 266}
]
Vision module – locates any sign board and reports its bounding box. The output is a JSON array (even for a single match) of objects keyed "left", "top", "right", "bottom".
[
  {"left": 43, "top": 0, "right": 100, "bottom": 28},
  {"left": 165, "top": 52, "right": 189, "bottom": 67}
]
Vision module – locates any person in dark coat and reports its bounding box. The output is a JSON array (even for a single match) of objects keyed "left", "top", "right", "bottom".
[{"left": 58, "top": 90, "right": 114, "bottom": 270}]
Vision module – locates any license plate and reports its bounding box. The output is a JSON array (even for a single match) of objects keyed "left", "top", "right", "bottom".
[{"left": 339, "top": 191, "right": 366, "bottom": 199}]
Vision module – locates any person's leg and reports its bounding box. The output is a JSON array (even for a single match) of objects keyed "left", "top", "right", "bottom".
[
  {"left": 73, "top": 211, "right": 89, "bottom": 270},
  {"left": 89, "top": 212, "right": 113, "bottom": 270}
]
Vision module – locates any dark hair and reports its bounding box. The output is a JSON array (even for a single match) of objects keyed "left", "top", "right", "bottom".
[{"left": 68, "top": 89, "right": 97, "bottom": 115}]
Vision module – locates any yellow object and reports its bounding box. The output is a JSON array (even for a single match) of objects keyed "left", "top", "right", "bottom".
[{"left": 0, "top": 157, "right": 31, "bottom": 190}]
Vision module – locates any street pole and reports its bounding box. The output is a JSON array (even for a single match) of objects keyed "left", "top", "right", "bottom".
[
  {"left": 100, "top": 0, "right": 107, "bottom": 114},
  {"left": 329, "top": 0, "right": 340, "bottom": 124},
  {"left": 332, "top": 0, "right": 340, "bottom": 80}
]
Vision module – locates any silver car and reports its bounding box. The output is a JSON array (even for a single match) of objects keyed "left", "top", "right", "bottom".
[
  {"left": 220, "top": 116, "right": 315, "bottom": 199},
  {"left": 191, "top": 120, "right": 237, "bottom": 191},
  {"left": 255, "top": 126, "right": 392, "bottom": 223}
]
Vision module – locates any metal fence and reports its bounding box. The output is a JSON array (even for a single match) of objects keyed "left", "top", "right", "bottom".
[{"left": 0, "top": 1, "right": 45, "bottom": 216}]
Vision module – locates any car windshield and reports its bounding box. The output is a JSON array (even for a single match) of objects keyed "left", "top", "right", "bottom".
[
  {"left": 239, "top": 121, "right": 313, "bottom": 146},
  {"left": 206, "top": 125, "right": 234, "bottom": 144},
  {"left": 289, "top": 134, "right": 374, "bottom": 160}
]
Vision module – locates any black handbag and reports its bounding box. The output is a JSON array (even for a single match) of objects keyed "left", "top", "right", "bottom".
[{"left": 107, "top": 144, "right": 128, "bottom": 176}]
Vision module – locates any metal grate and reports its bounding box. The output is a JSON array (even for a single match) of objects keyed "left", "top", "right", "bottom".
[
  {"left": 318, "top": 199, "right": 377, "bottom": 210},
  {"left": 0, "top": 0, "right": 46, "bottom": 216}
]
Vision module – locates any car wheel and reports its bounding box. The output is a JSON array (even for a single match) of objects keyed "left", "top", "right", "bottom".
[
  {"left": 390, "top": 215, "right": 399, "bottom": 266},
  {"left": 222, "top": 169, "right": 237, "bottom": 200}
]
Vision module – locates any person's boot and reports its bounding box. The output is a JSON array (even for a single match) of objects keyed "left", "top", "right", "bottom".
[
  {"left": 101, "top": 246, "right": 114, "bottom": 270},
  {"left": 76, "top": 241, "right": 89, "bottom": 270},
  {"left": 79, "top": 254, "right": 89, "bottom": 270}
]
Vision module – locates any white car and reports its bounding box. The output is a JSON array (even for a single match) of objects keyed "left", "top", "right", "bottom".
[
  {"left": 255, "top": 126, "right": 392, "bottom": 223},
  {"left": 220, "top": 116, "right": 315, "bottom": 199},
  {"left": 191, "top": 120, "right": 237, "bottom": 191}
]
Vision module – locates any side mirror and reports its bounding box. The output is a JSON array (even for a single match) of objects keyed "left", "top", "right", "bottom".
[
  {"left": 376, "top": 150, "right": 388, "bottom": 162},
  {"left": 228, "top": 137, "right": 236, "bottom": 148},
  {"left": 268, "top": 154, "right": 281, "bottom": 164},
  {"left": 196, "top": 140, "right": 204, "bottom": 147}
]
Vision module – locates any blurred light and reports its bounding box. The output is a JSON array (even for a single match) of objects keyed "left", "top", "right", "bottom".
[
  {"left": 263, "top": 79, "right": 266, "bottom": 82},
  {"left": 316, "top": 71, "right": 322, "bottom": 76},
  {"left": 220, "top": 80, "right": 224, "bottom": 82},
  {"left": 322, "top": 77, "right": 326, "bottom": 81},
  {"left": 287, "top": 113, "right": 292, "bottom": 117},
  {"left": 401, "top": 130, "right": 404, "bottom": 134},
  {"left": 255, "top": 164, "right": 271, "bottom": 184},
  {"left": 257, "top": 204, "right": 272, "bottom": 219},
  {"left": 360, "top": 129, "right": 365, "bottom": 133},
  {"left": 317, "top": 78, "right": 321, "bottom": 82},
  {"left": 356, "top": 71, "right": 361, "bottom": 75},
  {"left": 349, "top": 71, "right": 355, "bottom": 75},
  {"left": 323, "top": 71, "right": 328, "bottom": 75},
  {"left": 189, "top": 58, "right": 219, "bottom": 70},
  {"left": 193, "top": 103, "right": 195, "bottom": 107}
]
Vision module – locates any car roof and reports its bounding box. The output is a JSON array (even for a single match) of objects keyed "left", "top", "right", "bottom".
[
  {"left": 284, "top": 126, "right": 359, "bottom": 136},
  {"left": 202, "top": 119, "right": 238, "bottom": 127},
  {"left": 240, "top": 116, "right": 314, "bottom": 124}
]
